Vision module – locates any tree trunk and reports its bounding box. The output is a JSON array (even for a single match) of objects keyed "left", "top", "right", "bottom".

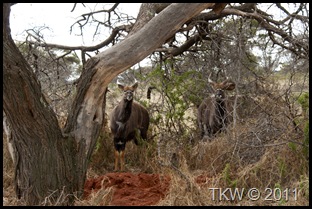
[
  {"left": 3, "top": 4, "right": 84, "bottom": 205},
  {"left": 3, "top": 3, "right": 216, "bottom": 205}
]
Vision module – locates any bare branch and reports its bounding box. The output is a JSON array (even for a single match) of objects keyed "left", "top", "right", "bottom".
[
  {"left": 27, "top": 24, "right": 130, "bottom": 52},
  {"left": 70, "top": 3, "right": 120, "bottom": 38},
  {"left": 218, "top": 7, "right": 308, "bottom": 59}
]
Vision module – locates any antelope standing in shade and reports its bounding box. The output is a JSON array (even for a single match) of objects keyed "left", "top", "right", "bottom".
[
  {"left": 197, "top": 77, "right": 236, "bottom": 139},
  {"left": 110, "top": 81, "right": 150, "bottom": 171}
]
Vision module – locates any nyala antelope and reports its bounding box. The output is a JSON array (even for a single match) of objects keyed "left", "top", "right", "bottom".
[
  {"left": 109, "top": 81, "right": 149, "bottom": 171},
  {"left": 197, "top": 76, "right": 236, "bottom": 139}
]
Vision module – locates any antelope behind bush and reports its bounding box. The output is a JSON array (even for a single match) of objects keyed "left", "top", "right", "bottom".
[
  {"left": 109, "top": 81, "right": 150, "bottom": 171},
  {"left": 197, "top": 77, "right": 236, "bottom": 139}
]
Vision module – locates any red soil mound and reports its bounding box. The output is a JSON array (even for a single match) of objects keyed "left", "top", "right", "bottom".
[{"left": 84, "top": 172, "right": 171, "bottom": 206}]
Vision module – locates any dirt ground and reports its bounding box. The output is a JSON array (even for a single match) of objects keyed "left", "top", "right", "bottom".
[{"left": 83, "top": 172, "right": 171, "bottom": 206}]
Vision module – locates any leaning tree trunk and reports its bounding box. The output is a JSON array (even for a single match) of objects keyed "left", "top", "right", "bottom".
[{"left": 3, "top": 3, "right": 218, "bottom": 205}]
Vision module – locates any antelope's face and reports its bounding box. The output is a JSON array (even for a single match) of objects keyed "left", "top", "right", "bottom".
[
  {"left": 123, "top": 88, "right": 134, "bottom": 101},
  {"left": 209, "top": 77, "right": 235, "bottom": 102},
  {"left": 215, "top": 89, "right": 226, "bottom": 101},
  {"left": 118, "top": 82, "right": 138, "bottom": 102}
]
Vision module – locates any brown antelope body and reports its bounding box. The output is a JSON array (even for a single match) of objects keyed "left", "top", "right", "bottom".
[
  {"left": 198, "top": 77, "right": 235, "bottom": 139},
  {"left": 110, "top": 82, "right": 149, "bottom": 171}
]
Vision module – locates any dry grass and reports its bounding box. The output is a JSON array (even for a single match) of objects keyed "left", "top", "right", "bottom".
[
  {"left": 74, "top": 186, "right": 114, "bottom": 206},
  {"left": 155, "top": 138, "right": 309, "bottom": 206},
  {"left": 3, "top": 137, "right": 17, "bottom": 206}
]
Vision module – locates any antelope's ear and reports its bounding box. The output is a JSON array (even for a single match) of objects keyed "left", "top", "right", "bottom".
[
  {"left": 118, "top": 84, "right": 125, "bottom": 91},
  {"left": 222, "top": 80, "right": 236, "bottom": 91},
  {"left": 208, "top": 79, "right": 218, "bottom": 90},
  {"left": 132, "top": 82, "right": 138, "bottom": 90}
]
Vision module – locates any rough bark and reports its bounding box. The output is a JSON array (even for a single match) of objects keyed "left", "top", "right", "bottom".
[{"left": 3, "top": 4, "right": 83, "bottom": 205}]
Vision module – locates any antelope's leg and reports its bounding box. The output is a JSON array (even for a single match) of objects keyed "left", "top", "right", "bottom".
[
  {"left": 114, "top": 150, "right": 120, "bottom": 171},
  {"left": 120, "top": 150, "right": 125, "bottom": 172}
]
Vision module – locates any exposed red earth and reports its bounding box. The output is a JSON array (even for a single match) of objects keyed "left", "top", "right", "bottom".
[{"left": 84, "top": 172, "right": 171, "bottom": 206}]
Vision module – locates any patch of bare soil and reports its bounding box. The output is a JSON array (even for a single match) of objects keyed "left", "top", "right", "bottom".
[{"left": 84, "top": 172, "right": 171, "bottom": 206}]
